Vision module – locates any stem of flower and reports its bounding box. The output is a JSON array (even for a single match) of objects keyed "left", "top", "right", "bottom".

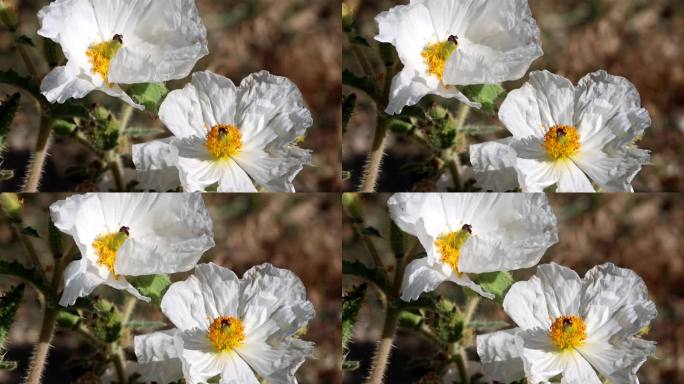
[
  {"left": 111, "top": 345, "right": 127, "bottom": 384},
  {"left": 23, "top": 116, "right": 53, "bottom": 192},
  {"left": 23, "top": 306, "right": 57, "bottom": 384},
  {"left": 365, "top": 241, "right": 418, "bottom": 384},
  {"left": 359, "top": 115, "right": 388, "bottom": 192},
  {"left": 453, "top": 345, "right": 468, "bottom": 384},
  {"left": 121, "top": 295, "right": 137, "bottom": 325}
]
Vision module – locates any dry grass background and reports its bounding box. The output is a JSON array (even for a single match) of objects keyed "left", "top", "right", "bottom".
[
  {"left": 0, "top": 0, "right": 341, "bottom": 192},
  {"left": 0, "top": 193, "right": 342, "bottom": 383},
  {"left": 342, "top": 0, "right": 684, "bottom": 192},
  {"left": 343, "top": 193, "right": 684, "bottom": 383}
]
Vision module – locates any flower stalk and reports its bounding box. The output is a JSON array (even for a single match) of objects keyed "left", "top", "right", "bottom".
[{"left": 23, "top": 116, "right": 54, "bottom": 192}]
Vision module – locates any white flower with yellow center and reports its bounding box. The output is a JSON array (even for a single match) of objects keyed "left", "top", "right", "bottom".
[
  {"left": 37, "top": 0, "right": 208, "bottom": 109},
  {"left": 134, "top": 263, "right": 315, "bottom": 384},
  {"left": 375, "top": 0, "right": 543, "bottom": 115},
  {"left": 132, "top": 70, "right": 312, "bottom": 192},
  {"left": 470, "top": 70, "right": 651, "bottom": 192},
  {"left": 477, "top": 263, "right": 657, "bottom": 384},
  {"left": 50, "top": 193, "right": 214, "bottom": 306},
  {"left": 388, "top": 193, "right": 558, "bottom": 301}
]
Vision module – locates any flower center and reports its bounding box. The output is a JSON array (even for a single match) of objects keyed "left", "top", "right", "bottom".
[
  {"left": 421, "top": 35, "right": 458, "bottom": 81},
  {"left": 542, "top": 125, "right": 581, "bottom": 161},
  {"left": 207, "top": 316, "right": 245, "bottom": 352},
  {"left": 549, "top": 315, "right": 587, "bottom": 351},
  {"left": 435, "top": 224, "right": 471, "bottom": 274},
  {"left": 85, "top": 34, "right": 123, "bottom": 87},
  {"left": 92, "top": 226, "right": 129, "bottom": 276},
  {"left": 205, "top": 124, "right": 244, "bottom": 160}
]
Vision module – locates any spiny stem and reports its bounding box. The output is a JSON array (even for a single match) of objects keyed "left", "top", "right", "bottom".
[
  {"left": 23, "top": 306, "right": 56, "bottom": 384},
  {"left": 365, "top": 240, "right": 419, "bottom": 384},
  {"left": 23, "top": 116, "right": 53, "bottom": 192},
  {"left": 359, "top": 115, "right": 388, "bottom": 192}
]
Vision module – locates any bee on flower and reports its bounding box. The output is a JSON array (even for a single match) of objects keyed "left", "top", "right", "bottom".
[
  {"left": 375, "top": 0, "right": 543, "bottom": 115},
  {"left": 388, "top": 193, "right": 558, "bottom": 301},
  {"left": 470, "top": 70, "right": 651, "bottom": 192},
  {"left": 477, "top": 263, "right": 657, "bottom": 384},
  {"left": 50, "top": 193, "right": 214, "bottom": 306},
  {"left": 132, "top": 71, "right": 313, "bottom": 192},
  {"left": 134, "top": 263, "right": 315, "bottom": 384},
  {"left": 37, "top": 0, "right": 208, "bottom": 109}
]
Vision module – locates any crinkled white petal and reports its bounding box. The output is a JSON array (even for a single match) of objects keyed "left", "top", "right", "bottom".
[
  {"left": 557, "top": 160, "right": 595, "bottom": 192},
  {"left": 469, "top": 138, "right": 519, "bottom": 191},
  {"left": 132, "top": 138, "right": 181, "bottom": 191},
  {"left": 400, "top": 257, "right": 450, "bottom": 302},
  {"left": 560, "top": 352, "right": 602, "bottom": 384},
  {"left": 160, "top": 274, "right": 211, "bottom": 331},
  {"left": 134, "top": 329, "right": 184, "bottom": 384},
  {"left": 177, "top": 329, "right": 227, "bottom": 384},
  {"left": 37, "top": 0, "right": 207, "bottom": 105},
  {"left": 519, "top": 328, "right": 568, "bottom": 383},
  {"left": 476, "top": 328, "right": 525, "bottom": 383},
  {"left": 578, "top": 337, "right": 656, "bottom": 384},
  {"left": 217, "top": 159, "right": 259, "bottom": 192}
]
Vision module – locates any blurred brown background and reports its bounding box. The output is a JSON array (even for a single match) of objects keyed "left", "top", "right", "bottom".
[
  {"left": 343, "top": 0, "right": 684, "bottom": 192},
  {"left": 0, "top": 0, "right": 341, "bottom": 192},
  {"left": 0, "top": 193, "right": 342, "bottom": 383},
  {"left": 343, "top": 193, "right": 684, "bottom": 383}
]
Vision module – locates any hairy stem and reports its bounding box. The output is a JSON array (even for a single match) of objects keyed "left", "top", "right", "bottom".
[
  {"left": 359, "top": 115, "right": 388, "bottom": 192},
  {"left": 121, "top": 295, "right": 137, "bottom": 325},
  {"left": 365, "top": 239, "right": 418, "bottom": 384},
  {"left": 23, "top": 306, "right": 57, "bottom": 384},
  {"left": 453, "top": 345, "right": 468, "bottom": 384},
  {"left": 23, "top": 116, "right": 53, "bottom": 192},
  {"left": 111, "top": 345, "right": 127, "bottom": 384}
]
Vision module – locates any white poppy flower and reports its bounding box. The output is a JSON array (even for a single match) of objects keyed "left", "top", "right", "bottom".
[
  {"left": 50, "top": 193, "right": 214, "bottom": 306},
  {"left": 134, "top": 262, "right": 315, "bottom": 384},
  {"left": 471, "top": 70, "right": 651, "bottom": 192},
  {"left": 375, "top": 0, "right": 543, "bottom": 115},
  {"left": 387, "top": 193, "right": 558, "bottom": 301},
  {"left": 132, "top": 70, "right": 312, "bottom": 192},
  {"left": 37, "top": 0, "right": 208, "bottom": 109},
  {"left": 468, "top": 137, "right": 519, "bottom": 191},
  {"left": 132, "top": 138, "right": 182, "bottom": 191},
  {"left": 477, "top": 263, "right": 657, "bottom": 383}
]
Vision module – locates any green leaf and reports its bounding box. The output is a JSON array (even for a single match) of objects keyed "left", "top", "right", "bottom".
[
  {"left": 468, "top": 320, "right": 510, "bottom": 331},
  {"left": 0, "top": 92, "right": 20, "bottom": 147},
  {"left": 386, "top": 118, "right": 413, "bottom": 134},
  {"left": 342, "top": 260, "right": 389, "bottom": 293},
  {"left": 342, "top": 69, "right": 378, "bottom": 100},
  {"left": 14, "top": 35, "right": 33, "bottom": 46},
  {"left": 127, "top": 83, "right": 168, "bottom": 113},
  {"left": 0, "top": 360, "right": 17, "bottom": 371},
  {"left": 48, "top": 102, "right": 90, "bottom": 119},
  {"left": 56, "top": 310, "right": 81, "bottom": 329},
  {"left": 0, "top": 284, "right": 24, "bottom": 347},
  {"left": 0, "top": 260, "right": 50, "bottom": 295},
  {"left": 474, "top": 271, "right": 514, "bottom": 304},
  {"left": 342, "top": 359, "right": 361, "bottom": 371},
  {"left": 397, "top": 292, "right": 437, "bottom": 311},
  {"left": 91, "top": 299, "right": 122, "bottom": 343},
  {"left": 126, "top": 319, "right": 168, "bottom": 331},
  {"left": 0, "top": 70, "right": 42, "bottom": 100},
  {"left": 127, "top": 274, "right": 171, "bottom": 305},
  {"left": 342, "top": 284, "right": 366, "bottom": 349},
  {"left": 52, "top": 119, "right": 78, "bottom": 136},
  {"left": 342, "top": 93, "right": 356, "bottom": 134},
  {"left": 459, "top": 84, "right": 506, "bottom": 114},
  {"left": 389, "top": 220, "right": 405, "bottom": 257},
  {"left": 20, "top": 226, "right": 40, "bottom": 238}
]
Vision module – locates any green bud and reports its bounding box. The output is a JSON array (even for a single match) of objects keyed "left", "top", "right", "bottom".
[
  {"left": 342, "top": 193, "right": 363, "bottom": 222},
  {"left": 427, "top": 104, "right": 448, "bottom": 120},
  {"left": 91, "top": 298, "right": 122, "bottom": 343},
  {"left": 0, "top": 1, "right": 18, "bottom": 32},
  {"left": 0, "top": 193, "right": 22, "bottom": 223},
  {"left": 52, "top": 119, "right": 78, "bottom": 136},
  {"left": 386, "top": 118, "right": 413, "bottom": 134},
  {"left": 55, "top": 310, "right": 80, "bottom": 330},
  {"left": 389, "top": 220, "right": 405, "bottom": 257}
]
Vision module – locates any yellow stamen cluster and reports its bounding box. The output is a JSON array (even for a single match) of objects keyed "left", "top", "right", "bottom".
[
  {"left": 85, "top": 36, "right": 123, "bottom": 87},
  {"left": 542, "top": 125, "right": 581, "bottom": 161},
  {"left": 205, "top": 124, "right": 244, "bottom": 160},
  {"left": 421, "top": 38, "right": 458, "bottom": 81},
  {"left": 92, "top": 227, "right": 129, "bottom": 276},
  {"left": 549, "top": 315, "right": 587, "bottom": 351},
  {"left": 207, "top": 316, "right": 245, "bottom": 352},
  {"left": 435, "top": 224, "right": 471, "bottom": 274}
]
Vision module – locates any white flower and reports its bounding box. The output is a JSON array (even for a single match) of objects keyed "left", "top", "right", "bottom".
[
  {"left": 375, "top": 0, "right": 542, "bottom": 115},
  {"left": 132, "top": 138, "right": 182, "bottom": 191},
  {"left": 477, "top": 263, "right": 657, "bottom": 384},
  {"left": 388, "top": 193, "right": 558, "bottom": 301},
  {"left": 134, "top": 263, "right": 315, "bottom": 384},
  {"left": 50, "top": 193, "right": 214, "bottom": 306},
  {"left": 37, "top": 0, "right": 208, "bottom": 109},
  {"left": 471, "top": 70, "right": 651, "bottom": 192},
  {"left": 132, "top": 70, "right": 313, "bottom": 192}
]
